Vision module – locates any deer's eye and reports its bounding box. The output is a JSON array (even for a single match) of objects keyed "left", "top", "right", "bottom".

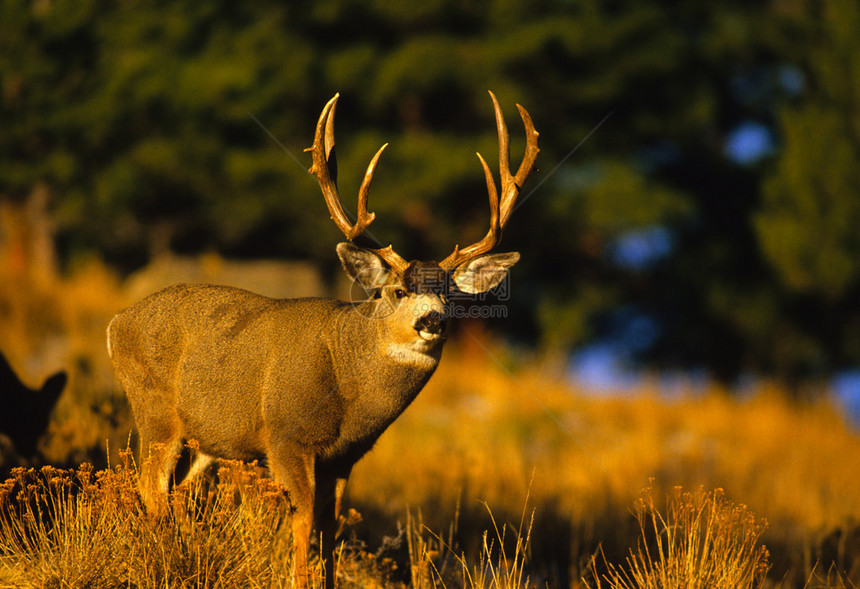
[{"left": 394, "top": 288, "right": 407, "bottom": 299}]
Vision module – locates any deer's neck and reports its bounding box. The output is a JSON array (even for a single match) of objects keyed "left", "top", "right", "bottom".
[
  {"left": 329, "top": 300, "right": 443, "bottom": 379},
  {"left": 325, "top": 302, "right": 442, "bottom": 442}
]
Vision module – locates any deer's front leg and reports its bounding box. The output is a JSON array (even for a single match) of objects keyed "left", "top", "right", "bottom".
[
  {"left": 315, "top": 465, "right": 351, "bottom": 589},
  {"left": 269, "top": 442, "right": 316, "bottom": 589}
]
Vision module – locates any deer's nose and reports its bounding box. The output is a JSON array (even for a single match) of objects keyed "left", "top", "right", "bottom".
[{"left": 415, "top": 310, "right": 447, "bottom": 335}]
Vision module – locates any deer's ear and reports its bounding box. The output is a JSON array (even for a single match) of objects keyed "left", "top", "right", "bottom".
[
  {"left": 337, "top": 242, "right": 391, "bottom": 289},
  {"left": 452, "top": 252, "right": 519, "bottom": 294}
]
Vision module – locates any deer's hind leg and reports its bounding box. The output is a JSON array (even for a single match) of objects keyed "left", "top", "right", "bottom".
[
  {"left": 136, "top": 419, "right": 183, "bottom": 516},
  {"left": 141, "top": 440, "right": 182, "bottom": 513},
  {"left": 119, "top": 370, "right": 184, "bottom": 515}
]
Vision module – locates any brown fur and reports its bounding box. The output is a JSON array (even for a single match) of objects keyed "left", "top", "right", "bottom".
[
  {"left": 109, "top": 88, "right": 537, "bottom": 588},
  {"left": 107, "top": 244, "right": 517, "bottom": 588}
]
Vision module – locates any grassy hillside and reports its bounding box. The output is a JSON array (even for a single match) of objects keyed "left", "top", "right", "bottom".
[
  {"left": 1, "top": 234, "right": 859, "bottom": 587},
  {"left": 348, "top": 339, "right": 860, "bottom": 586}
]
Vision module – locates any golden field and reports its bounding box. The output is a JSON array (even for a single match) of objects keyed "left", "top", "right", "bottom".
[{"left": 1, "top": 222, "right": 859, "bottom": 587}]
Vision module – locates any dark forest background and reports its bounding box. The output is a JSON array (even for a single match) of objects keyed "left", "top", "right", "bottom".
[{"left": 3, "top": 0, "right": 859, "bottom": 392}]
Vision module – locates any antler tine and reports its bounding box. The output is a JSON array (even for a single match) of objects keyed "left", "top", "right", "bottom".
[
  {"left": 307, "top": 94, "right": 347, "bottom": 235},
  {"left": 440, "top": 91, "right": 539, "bottom": 271},
  {"left": 505, "top": 103, "right": 540, "bottom": 226},
  {"left": 356, "top": 142, "right": 387, "bottom": 238},
  {"left": 307, "top": 94, "right": 408, "bottom": 275}
]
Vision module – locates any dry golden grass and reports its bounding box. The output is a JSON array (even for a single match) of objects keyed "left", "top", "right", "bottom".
[
  {"left": 0, "top": 455, "right": 302, "bottom": 588},
  {"left": 586, "top": 483, "right": 770, "bottom": 589},
  {"left": 0, "top": 457, "right": 789, "bottom": 589},
  {"left": 0, "top": 452, "right": 541, "bottom": 588},
  {"left": 349, "top": 341, "right": 860, "bottom": 585}
]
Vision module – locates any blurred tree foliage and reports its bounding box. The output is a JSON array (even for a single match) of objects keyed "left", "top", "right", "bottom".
[{"left": 1, "top": 0, "right": 858, "bottom": 388}]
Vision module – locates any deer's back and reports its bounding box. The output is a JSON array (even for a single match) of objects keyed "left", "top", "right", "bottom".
[{"left": 109, "top": 282, "right": 341, "bottom": 364}]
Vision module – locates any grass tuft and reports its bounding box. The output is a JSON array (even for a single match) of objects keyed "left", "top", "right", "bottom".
[
  {"left": 586, "top": 482, "right": 770, "bottom": 589},
  {"left": 0, "top": 452, "right": 303, "bottom": 588}
]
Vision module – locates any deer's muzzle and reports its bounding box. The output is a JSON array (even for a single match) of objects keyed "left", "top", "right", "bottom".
[{"left": 414, "top": 310, "right": 447, "bottom": 341}]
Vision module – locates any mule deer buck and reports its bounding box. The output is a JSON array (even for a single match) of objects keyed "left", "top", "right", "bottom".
[{"left": 107, "top": 91, "right": 538, "bottom": 588}]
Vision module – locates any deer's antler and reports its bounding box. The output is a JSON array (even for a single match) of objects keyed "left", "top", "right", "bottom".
[
  {"left": 439, "top": 91, "right": 539, "bottom": 271},
  {"left": 306, "top": 94, "right": 409, "bottom": 276}
]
